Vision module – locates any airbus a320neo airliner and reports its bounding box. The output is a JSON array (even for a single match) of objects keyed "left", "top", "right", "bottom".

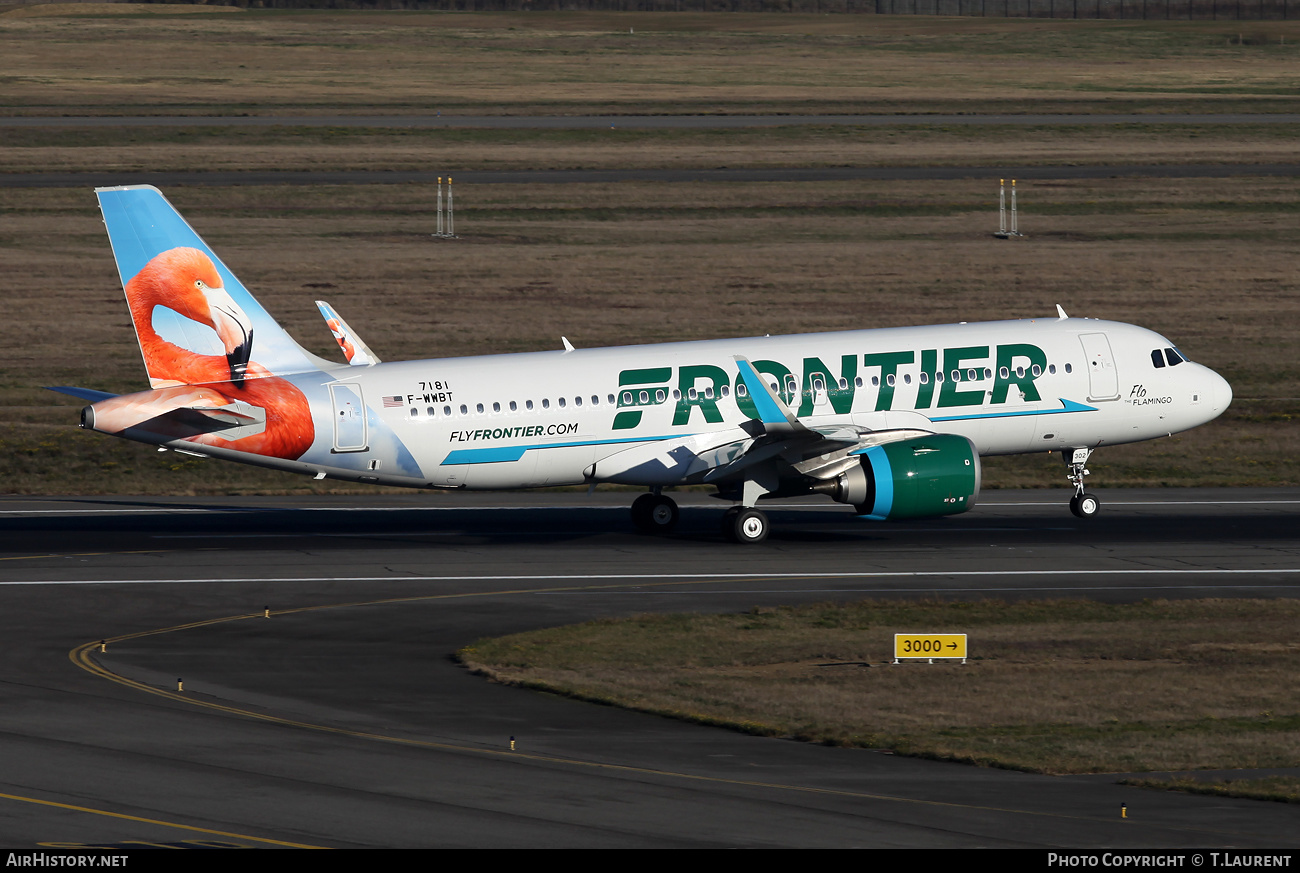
[{"left": 51, "top": 186, "right": 1232, "bottom": 543}]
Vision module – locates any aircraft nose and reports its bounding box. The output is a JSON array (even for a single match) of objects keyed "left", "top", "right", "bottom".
[{"left": 1206, "top": 366, "right": 1232, "bottom": 415}]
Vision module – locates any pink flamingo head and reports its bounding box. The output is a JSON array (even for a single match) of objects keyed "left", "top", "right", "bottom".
[{"left": 127, "top": 247, "right": 255, "bottom": 383}]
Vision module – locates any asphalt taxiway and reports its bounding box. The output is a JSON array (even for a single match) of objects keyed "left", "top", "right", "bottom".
[{"left": 0, "top": 488, "right": 1297, "bottom": 848}]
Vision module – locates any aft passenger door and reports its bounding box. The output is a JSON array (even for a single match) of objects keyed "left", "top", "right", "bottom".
[{"left": 330, "top": 382, "right": 368, "bottom": 452}]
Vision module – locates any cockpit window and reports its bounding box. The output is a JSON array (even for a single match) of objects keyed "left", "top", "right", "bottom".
[
  {"left": 1165, "top": 348, "right": 1184, "bottom": 366},
  {"left": 1151, "top": 349, "right": 1166, "bottom": 369}
]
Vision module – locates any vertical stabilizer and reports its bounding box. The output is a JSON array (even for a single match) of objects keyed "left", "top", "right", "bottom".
[{"left": 97, "top": 185, "right": 328, "bottom": 388}]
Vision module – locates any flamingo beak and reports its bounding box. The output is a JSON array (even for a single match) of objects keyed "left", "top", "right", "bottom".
[{"left": 205, "top": 286, "right": 255, "bottom": 385}]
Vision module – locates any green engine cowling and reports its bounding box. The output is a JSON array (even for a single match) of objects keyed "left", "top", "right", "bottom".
[{"left": 828, "top": 434, "right": 980, "bottom": 520}]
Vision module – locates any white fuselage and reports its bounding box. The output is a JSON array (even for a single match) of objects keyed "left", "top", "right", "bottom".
[{"left": 286, "top": 317, "right": 1230, "bottom": 490}]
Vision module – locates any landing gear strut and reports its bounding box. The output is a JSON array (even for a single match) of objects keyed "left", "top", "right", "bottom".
[
  {"left": 1064, "top": 448, "right": 1100, "bottom": 519},
  {"left": 721, "top": 478, "right": 773, "bottom": 544},
  {"left": 631, "top": 491, "right": 678, "bottom": 534}
]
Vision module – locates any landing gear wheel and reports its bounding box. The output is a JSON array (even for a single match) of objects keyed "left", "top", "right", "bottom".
[
  {"left": 631, "top": 493, "right": 678, "bottom": 533},
  {"left": 1070, "top": 492, "right": 1100, "bottom": 519},
  {"left": 720, "top": 506, "right": 742, "bottom": 538},
  {"left": 730, "top": 508, "right": 769, "bottom": 545}
]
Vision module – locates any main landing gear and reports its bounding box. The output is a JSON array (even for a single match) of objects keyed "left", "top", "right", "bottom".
[
  {"left": 629, "top": 487, "right": 771, "bottom": 544},
  {"left": 720, "top": 506, "right": 769, "bottom": 544},
  {"left": 1064, "top": 447, "right": 1101, "bottom": 519},
  {"left": 630, "top": 491, "right": 679, "bottom": 534}
]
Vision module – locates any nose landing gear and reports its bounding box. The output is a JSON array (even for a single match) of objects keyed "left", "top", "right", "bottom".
[{"left": 1064, "top": 447, "right": 1100, "bottom": 519}]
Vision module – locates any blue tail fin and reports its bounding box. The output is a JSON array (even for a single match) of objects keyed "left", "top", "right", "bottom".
[{"left": 96, "top": 185, "right": 328, "bottom": 388}]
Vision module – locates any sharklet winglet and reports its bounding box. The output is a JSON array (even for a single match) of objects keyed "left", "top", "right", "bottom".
[{"left": 315, "top": 300, "right": 380, "bottom": 366}]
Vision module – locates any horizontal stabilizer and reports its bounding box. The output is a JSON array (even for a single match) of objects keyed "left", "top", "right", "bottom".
[
  {"left": 316, "top": 300, "right": 380, "bottom": 366},
  {"left": 47, "top": 386, "right": 119, "bottom": 403}
]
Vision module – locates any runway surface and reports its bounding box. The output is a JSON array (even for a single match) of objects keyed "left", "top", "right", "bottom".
[
  {"left": 6, "top": 113, "right": 1300, "bottom": 129},
  {"left": 8, "top": 164, "right": 1300, "bottom": 190},
  {"left": 8, "top": 90, "right": 1299, "bottom": 851},
  {"left": 1, "top": 487, "right": 1297, "bottom": 848}
]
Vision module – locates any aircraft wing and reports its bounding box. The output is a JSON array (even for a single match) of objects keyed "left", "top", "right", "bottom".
[{"left": 594, "top": 356, "right": 935, "bottom": 487}]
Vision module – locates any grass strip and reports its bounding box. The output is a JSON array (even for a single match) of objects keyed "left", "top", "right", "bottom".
[
  {"left": 459, "top": 598, "right": 1300, "bottom": 778},
  {"left": 1119, "top": 775, "right": 1300, "bottom": 804}
]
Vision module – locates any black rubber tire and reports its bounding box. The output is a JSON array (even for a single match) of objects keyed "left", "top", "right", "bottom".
[
  {"left": 731, "top": 508, "right": 769, "bottom": 544},
  {"left": 1070, "top": 492, "right": 1101, "bottom": 519},
  {"left": 632, "top": 493, "right": 678, "bottom": 533},
  {"left": 720, "top": 506, "right": 742, "bottom": 538}
]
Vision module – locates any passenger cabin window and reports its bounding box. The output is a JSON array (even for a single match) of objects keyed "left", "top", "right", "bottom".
[
  {"left": 574, "top": 396, "right": 582, "bottom": 407},
  {"left": 427, "top": 406, "right": 436, "bottom": 417},
  {"left": 1064, "top": 363, "right": 1073, "bottom": 374},
  {"left": 509, "top": 401, "right": 517, "bottom": 412},
  {"left": 476, "top": 403, "right": 484, "bottom": 414},
  {"left": 526, "top": 400, "right": 534, "bottom": 410},
  {"left": 459, "top": 404, "right": 468, "bottom": 415},
  {"left": 919, "top": 372, "right": 929, "bottom": 385},
  {"left": 737, "top": 383, "right": 749, "bottom": 397},
  {"left": 542, "top": 399, "right": 550, "bottom": 409},
  {"left": 1031, "top": 365, "right": 1042, "bottom": 377},
  {"left": 492, "top": 402, "right": 501, "bottom": 413}
]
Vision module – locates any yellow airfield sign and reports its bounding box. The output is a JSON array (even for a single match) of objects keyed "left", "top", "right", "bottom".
[{"left": 893, "top": 634, "right": 967, "bottom": 663}]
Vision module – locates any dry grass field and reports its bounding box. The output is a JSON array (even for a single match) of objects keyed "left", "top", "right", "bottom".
[
  {"left": 3, "top": 176, "right": 1295, "bottom": 493},
  {"left": 3, "top": 7, "right": 1300, "bottom": 116},
  {"left": 0, "top": 8, "right": 1296, "bottom": 494},
  {"left": 460, "top": 598, "right": 1300, "bottom": 776}
]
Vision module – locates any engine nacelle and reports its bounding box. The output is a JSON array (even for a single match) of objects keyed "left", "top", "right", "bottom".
[{"left": 824, "top": 434, "right": 980, "bottom": 520}]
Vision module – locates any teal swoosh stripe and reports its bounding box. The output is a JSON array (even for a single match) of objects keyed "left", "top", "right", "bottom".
[
  {"left": 928, "top": 398, "right": 1097, "bottom": 423},
  {"left": 442, "top": 434, "right": 679, "bottom": 466}
]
